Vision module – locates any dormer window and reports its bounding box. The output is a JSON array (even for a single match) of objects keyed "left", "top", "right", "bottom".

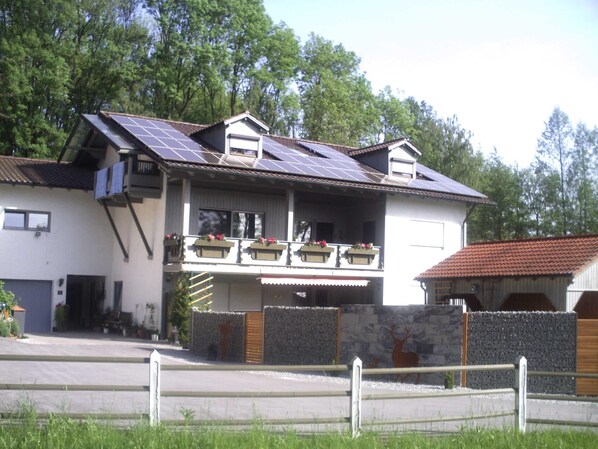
[
  {"left": 390, "top": 157, "right": 416, "bottom": 179},
  {"left": 228, "top": 134, "right": 260, "bottom": 158}
]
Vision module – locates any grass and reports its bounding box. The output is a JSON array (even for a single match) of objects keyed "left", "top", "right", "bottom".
[{"left": 0, "top": 415, "right": 595, "bottom": 449}]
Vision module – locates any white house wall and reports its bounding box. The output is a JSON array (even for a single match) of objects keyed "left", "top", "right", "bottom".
[
  {"left": 108, "top": 194, "right": 166, "bottom": 328},
  {"left": 384, "top": 195, "right": 465, "bottom": 305},
  {"left": 567, "top": 259, "right": 598, "bottom": 311},
  {"left": 0, "top": 184, "right": 112, "bottom": 316}
]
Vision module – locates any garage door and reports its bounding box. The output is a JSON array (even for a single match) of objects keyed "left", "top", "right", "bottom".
[{"left": 2, "top": 280, "right": 52, "bottom": 333}]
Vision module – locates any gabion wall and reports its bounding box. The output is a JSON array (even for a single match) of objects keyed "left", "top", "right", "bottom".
[
  {"left": 467, "top": 312, "right": 577, "bottom": 394},
  {"left": 190, "top": 311, "right": 245, "bottom": 362},
  {"left": 340, "top": 305, "right": 463, "bottom": 385},
  {"left": 263, "top": 306, "right": 338, "bottom": 365}
]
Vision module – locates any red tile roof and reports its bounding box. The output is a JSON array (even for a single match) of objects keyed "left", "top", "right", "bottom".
[
  {"left": 415, "top": 234, "right": 598, "bottom": 280},
  {"left": 0, "top": 156, "right": 94, "bottom": 190}
]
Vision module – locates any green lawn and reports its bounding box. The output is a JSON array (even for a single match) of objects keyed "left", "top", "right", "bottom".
[{"left": 0, "top": 417, "right": 595, "bottom": 449}]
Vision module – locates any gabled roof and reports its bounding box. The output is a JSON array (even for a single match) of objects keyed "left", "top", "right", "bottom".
[
  {"left": 349, "top": 138, "right": 421, "bottom": 158},
  {"left": 0, "top": 156, "right": 94, "bottom": 190},
  {"left": 60, "top": 111, "right": 492, "bottom": 205},
  {"left": 415, "top": 234, "right": 598, "bottom": 281}
]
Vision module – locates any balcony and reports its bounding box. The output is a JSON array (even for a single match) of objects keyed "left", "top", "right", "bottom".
[
  {"left": 95, "top": 159, "right": 163, "bottom": 201},
  {"left": 163, "top": 236, "right": 382, "bottom": 272}
]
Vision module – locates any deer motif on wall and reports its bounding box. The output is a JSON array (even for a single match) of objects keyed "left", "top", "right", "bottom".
[{"left": 390, "top": 325, "right": 420, "bottom": 384}]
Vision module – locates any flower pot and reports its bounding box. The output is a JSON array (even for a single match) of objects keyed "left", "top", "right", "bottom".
[
  {"left": 249, "top": 242, "right": 286, "bottom": 261},
  {"left": 346, "top": 248, "right": 379, "bottom": 265},
  {"left": 194, "top": 239, "right": 235, "bottom": 259},
  {"left": 299, "top": 245, "right": 334, "bottom": 263}
]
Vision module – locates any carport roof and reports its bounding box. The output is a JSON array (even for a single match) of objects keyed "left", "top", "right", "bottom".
[{"left": 415, "top": 234, "right": 598, "bottom": 280}]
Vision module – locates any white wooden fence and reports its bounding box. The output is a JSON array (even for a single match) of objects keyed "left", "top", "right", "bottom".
[{"left": 1, "top": 353, "right": 597, "bottom": 434}]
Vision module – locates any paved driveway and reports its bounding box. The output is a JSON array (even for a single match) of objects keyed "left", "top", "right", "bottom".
[{"left": 0, "top": 333, "right": 595, "bottom": 433}]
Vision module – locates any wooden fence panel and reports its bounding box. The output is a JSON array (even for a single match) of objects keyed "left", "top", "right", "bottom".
[
  {"left": 577, "top": 319, "right": 598, "bottom": 396},
  {"left": 245, "top": 312, "right": 264, "bottom": 364}
]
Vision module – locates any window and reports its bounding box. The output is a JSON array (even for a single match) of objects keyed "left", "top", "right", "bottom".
[
  {"left": 232, "top": 212, "right": 263, "bottom": 239},
  {"left": 113, "top": 281, "right": 123, "bottom": 311},
  {"left": 3, "top": 210, "right": 50, "bottom": 231},
  {"left": 198, "top": 209, "right": 264, "bottom": 239},
  {"left": 294, "top": 219, "right": 312, "bottom": 242}
]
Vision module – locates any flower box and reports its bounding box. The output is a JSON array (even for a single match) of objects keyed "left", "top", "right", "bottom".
[
  {"left": 249, "top": 242, "right": 287, "bottom": 261},
  {"left": 346, "top": 248, "right": 379, "bottom": 265},
  {"left": 194, "top": 238, "right": 235, "bottom": 259},
  {"left": 299, "top": 245, "right": 334, "bottom": 263}
]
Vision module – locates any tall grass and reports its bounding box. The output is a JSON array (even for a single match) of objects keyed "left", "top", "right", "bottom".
[{"left": 0, "top": 415, "right": 594, "bottom": 449}]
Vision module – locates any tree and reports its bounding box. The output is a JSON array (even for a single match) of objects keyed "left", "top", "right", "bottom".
[
  {"left": 375, "top": 86, "right": 416, "bottom": 142},
  {"left": 536, "top": 107, "right": 574, "bottom": 234},
  {"left": 0, "top": 0, "right": 150, "bottom": 158},
  {"left": 298, "top": 34, "right": 378, "bottom": 146},
  {"left": 406, "top": 98, "right": 484, "bottom": 190},
  {"left": 468, "top": 151, "right": 529, "bottom": 242},
  {"left": 570, "top": 123, "right": 598, "bottom": 233}
]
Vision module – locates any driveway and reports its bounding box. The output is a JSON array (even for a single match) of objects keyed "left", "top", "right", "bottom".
[{"left": 0, "top": 333, "right": 595, "bottom": 433}]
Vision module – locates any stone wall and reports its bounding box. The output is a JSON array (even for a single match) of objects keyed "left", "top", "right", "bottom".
[
  {"left": 190, "top": 311, "right": 245, "bottom": 362},
  {"left": 466, "top": 312, "right": 576, "bottom": 394},
  {"left": 263, "top": 306, "right": 338, "bottom": 365},
  {"left": 340, "top": 305, "right": 463, "bottom": 385}
]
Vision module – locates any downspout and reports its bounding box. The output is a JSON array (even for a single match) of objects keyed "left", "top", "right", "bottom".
[{"left": 461, "top": 205, "right": 477, "bottom": 248}]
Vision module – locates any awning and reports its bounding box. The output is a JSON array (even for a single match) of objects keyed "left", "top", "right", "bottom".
[{"left": 259, "top": 276, "right": 369, "bottom": 287}]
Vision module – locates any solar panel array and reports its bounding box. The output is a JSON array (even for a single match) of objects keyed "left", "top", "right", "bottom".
[
  {"left": 104, "top": 114, "right": 486, "bottom": 199},
  {"left": 110, "top": 114, "right": 225, "bottom": 165},
  {"left": 260, "top": 137, "right": 386, "bottom": 183}
]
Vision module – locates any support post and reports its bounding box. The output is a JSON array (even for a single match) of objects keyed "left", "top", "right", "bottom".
[
  {"left": 349, "top": 356, "right": 362, "bottom": 437},
  {"left": 101, "top": 201, "right": 129, "bottom": 260},
  {"left": 149, "top": 350, "right": 161, "bottom": 426},
  {"left": 182, "top": 178, "right": 191, "bottom": 236},
  {"left": 286, "top": 189, "right": 294, "bottom": 242},
  {"left": 124, "top": 193, "right": 153, "bottom": 258},
  {"left": 514, "top": 355, "right": 527, "bottom": 433}
]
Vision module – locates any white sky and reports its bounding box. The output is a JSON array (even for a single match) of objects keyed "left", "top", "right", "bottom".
[{"left": 262, "top": 0, "right": 598, "bottom": 167}]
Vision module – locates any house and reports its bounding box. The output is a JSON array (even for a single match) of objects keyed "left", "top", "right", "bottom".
[
  {"left": 415, "top": 234, "right": 598, "bottom": 317},
  {"left": 0, "top": 111, "right": 491, "bottom": 334}
]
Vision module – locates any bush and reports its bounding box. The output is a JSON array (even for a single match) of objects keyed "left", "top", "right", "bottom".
[
  {"left": 10, "top": 319, "right": 19, "bottom": 336},
  {"left": 0, "top": 319, "right": 10, "bottom": 337}
]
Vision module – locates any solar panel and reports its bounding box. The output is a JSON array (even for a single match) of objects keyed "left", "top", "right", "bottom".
[
  {"left": 260, "top": 137, "right": 387, "bottom": 184},
  {"left": 110, "top": 115, "right": 210, "bottom": 163},
  {"left": 104, "top": 115, "right": 485, "bottom": 198}
]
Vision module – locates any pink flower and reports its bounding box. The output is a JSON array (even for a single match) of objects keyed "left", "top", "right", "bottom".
[{"left": 215, "top": 234, "right": 225, "bottom": 241}]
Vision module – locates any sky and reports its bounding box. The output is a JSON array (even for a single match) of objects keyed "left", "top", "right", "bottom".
[{"left": 262, "top": 0, "right": 598, "bottom": 167}]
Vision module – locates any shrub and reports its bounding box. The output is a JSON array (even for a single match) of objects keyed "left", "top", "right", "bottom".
[{"left": 0, "top": 319, "right": 9, "bottom": 337}]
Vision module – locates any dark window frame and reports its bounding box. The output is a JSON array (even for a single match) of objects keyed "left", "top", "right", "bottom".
[{"left": 3, "top": 209, "right": 51, "bottom": 232}]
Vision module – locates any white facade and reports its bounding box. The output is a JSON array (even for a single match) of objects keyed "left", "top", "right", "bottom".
[
  {"left": 0, "top": 183, "right": 113, "bottom": 329},
  {"left": 383, "top": 195, "right": 466, "bottom": 305}
]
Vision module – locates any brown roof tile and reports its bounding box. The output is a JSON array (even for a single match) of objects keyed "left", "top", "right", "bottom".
[
  {"left": 0, "top": 156, "right": 94, "bottom": 190},
  {"left": 415, "top": 234, "right": 598, "bottom": 280}
]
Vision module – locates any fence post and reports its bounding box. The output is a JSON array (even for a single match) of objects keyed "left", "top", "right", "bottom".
[
  {"left": 349, "top": 356, "right": 362, "bottom": 437},
  {"left": 149, "top": 350, "right": 161, "bottom": 426},
  {"left": 514, "top": 355, "right": 527, "bottom": 433}
]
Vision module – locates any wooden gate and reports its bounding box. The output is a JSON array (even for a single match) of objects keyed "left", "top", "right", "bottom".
[
  {"left": 245, "top": 312, "right": 264, "bottom": 364},
  {"left": 577, "top": 319, "right": 598, "bottom": 396}
]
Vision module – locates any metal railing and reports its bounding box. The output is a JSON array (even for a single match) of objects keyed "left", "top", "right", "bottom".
[{"left": 1, "top": 353, "right": 596, "bottom": 434}]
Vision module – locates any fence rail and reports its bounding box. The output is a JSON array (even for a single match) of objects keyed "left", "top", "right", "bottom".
[{"left": 0, "top": 352, "right": 596, "bottom": 434}]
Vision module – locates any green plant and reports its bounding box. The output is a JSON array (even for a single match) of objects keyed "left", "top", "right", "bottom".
[
  {"left": 170, "top": 274, "right": 191, "bottom": 347},
  {"left": 0, "top": 319, "right": 9, "bottom": 337},
  {"left": 10, "top": 319, "right": 19, "bottom": 336},
  {"left": 444, "top": 370, "right": 455, "bottom": 389},
  {"left": 0, "top": 280, "right": 17, "bottom": 312},
  {"left": 54, "top": 302, "right": 68, "bottom": 331}
]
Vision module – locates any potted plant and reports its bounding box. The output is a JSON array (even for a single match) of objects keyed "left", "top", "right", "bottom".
[
  {"left": 54, "top": 302, "right": 69, "bottom": 332},
  {"left": 249, "top": 237, "right": 286, "bottom": 261},
  {"left": 194, "top": 234, "right": 235, "bottom": 258},
  {"left": 346, "top": 242, "right": 379, "bottom": 265},
  {"left": 299, "top": 240, "right": 334, "bottom": 263}
]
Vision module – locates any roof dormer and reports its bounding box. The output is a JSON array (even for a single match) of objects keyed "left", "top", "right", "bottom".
[
  {"left": 349, "top": 138, "right": 421, "bottom": 181},
  {"left": 195, "top": 111, "right": 269, "bottom": 159}
]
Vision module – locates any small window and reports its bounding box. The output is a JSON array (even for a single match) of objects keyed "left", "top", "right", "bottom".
[
  {"left": 3, "top": 210, "right": 50, "bottom": 231},
  {"left": 294, "top": 219, "right": 312, "bottom": 242},
  {"left": 232, "top": 212, "right": 263, "bottom": 239},
  {"left": 198, "top": 209, "right": 231, "bottom": 236}
]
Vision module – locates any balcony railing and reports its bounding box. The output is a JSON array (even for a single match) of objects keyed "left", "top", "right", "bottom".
[
  {"left": 95, "top": 159, "right": 163, "bottom": 201},
  {"left": 163, "top": 237, "right": 382, "bottom": 270}
]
